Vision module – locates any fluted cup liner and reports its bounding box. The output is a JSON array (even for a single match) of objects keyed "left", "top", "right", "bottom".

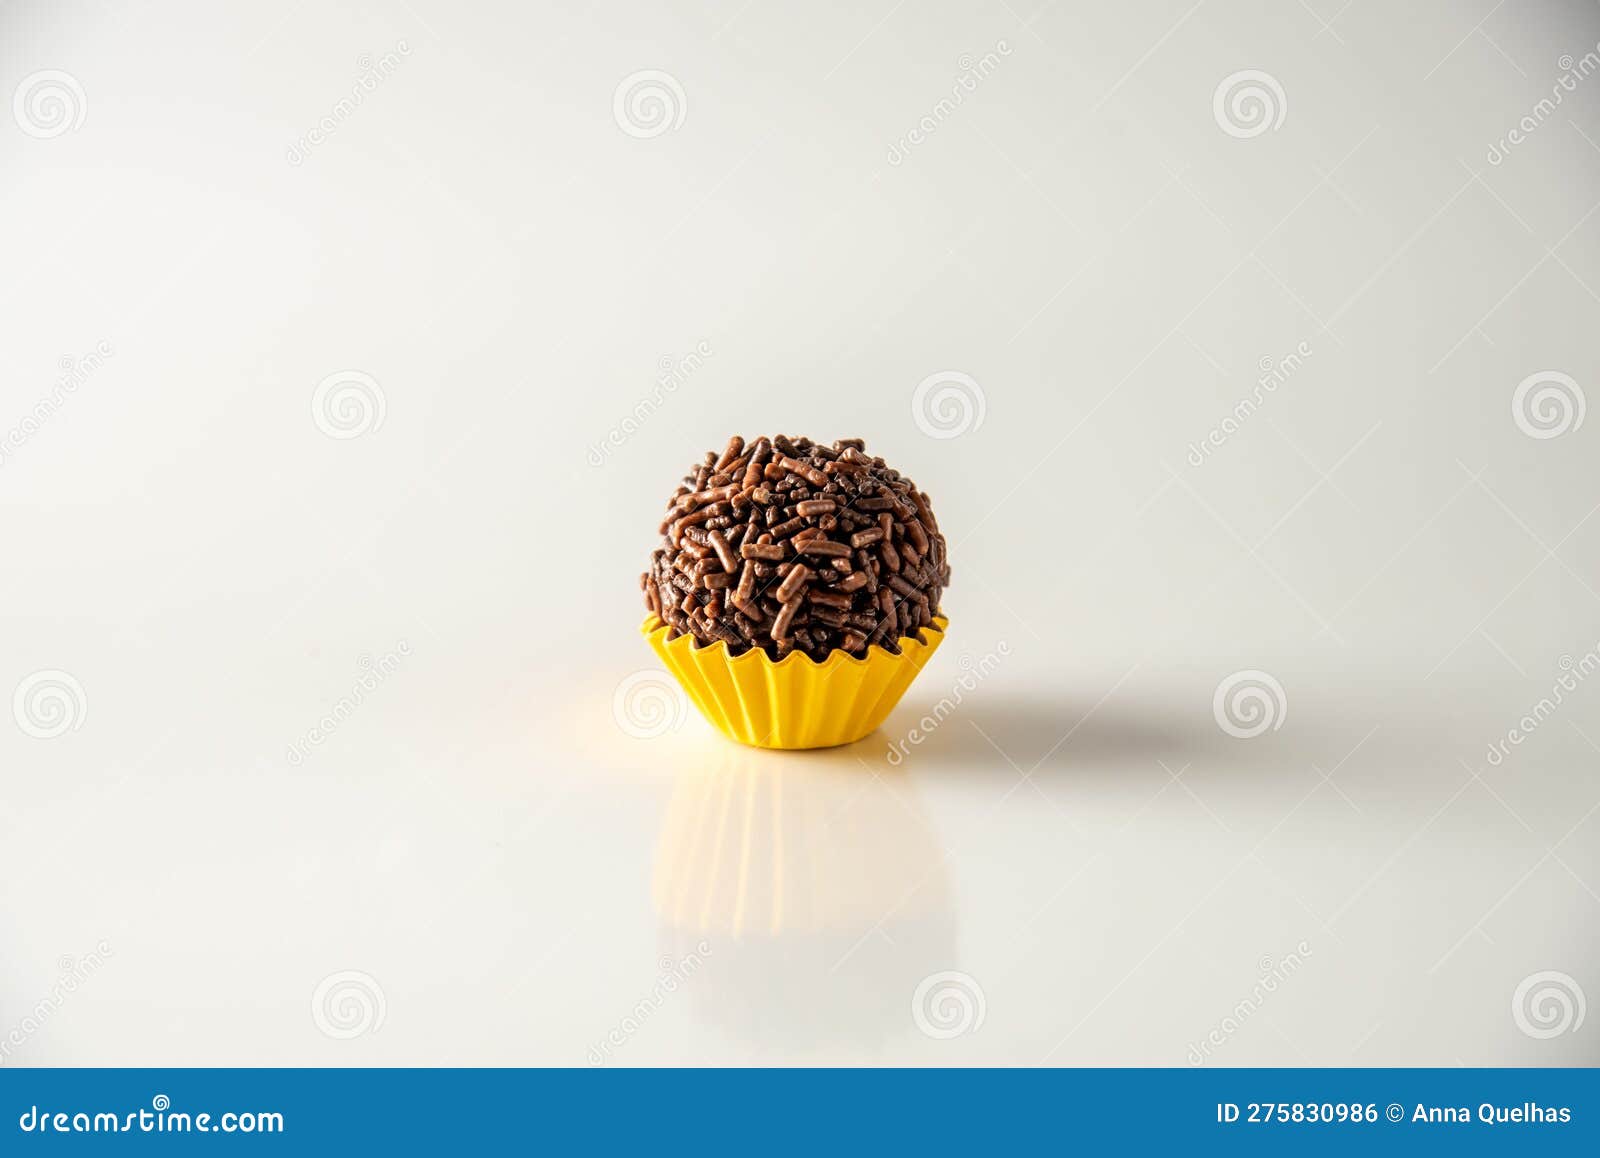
[{"left": 641, "top": 615, "right": 947, "bottom": 750}]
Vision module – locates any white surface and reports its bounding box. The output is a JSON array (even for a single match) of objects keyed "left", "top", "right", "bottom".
[{"left": 2, "top": 0, "right": 1598, "bottom": 1066}]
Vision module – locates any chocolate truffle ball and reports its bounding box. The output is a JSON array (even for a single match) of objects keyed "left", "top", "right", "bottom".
[{"left": 642, "top": 436, "right": 950, "bottom": 661}]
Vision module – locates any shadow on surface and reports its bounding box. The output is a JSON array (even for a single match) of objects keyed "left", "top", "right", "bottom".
[{"left": 864, "top": 694, "right": 1288, "bottom": 778}]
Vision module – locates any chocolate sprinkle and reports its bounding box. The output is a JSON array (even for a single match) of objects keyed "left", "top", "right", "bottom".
[{"left": 642, "top": 436, "right": 950, "bottom": 661}]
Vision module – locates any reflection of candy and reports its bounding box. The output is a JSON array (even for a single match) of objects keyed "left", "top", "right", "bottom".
[
  {"left": 654, "top": 758, "right": 948, "bottom": 935},
  {"left": 654, "top": 753, "right": 956, "bottom": 1050}
]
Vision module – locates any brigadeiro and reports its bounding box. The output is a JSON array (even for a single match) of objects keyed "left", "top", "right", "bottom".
[{"left": 641, "top": 436, "right": 951, "bottom": 662}]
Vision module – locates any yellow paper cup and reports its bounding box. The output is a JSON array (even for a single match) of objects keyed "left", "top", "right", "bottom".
[{"left": 641, "top": 615, "right": 948, "bottom": 750}]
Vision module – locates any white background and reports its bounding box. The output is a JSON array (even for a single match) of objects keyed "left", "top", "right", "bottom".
[{"left": 3, "top": 0, "right": 1598, "bottom": 1065}]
